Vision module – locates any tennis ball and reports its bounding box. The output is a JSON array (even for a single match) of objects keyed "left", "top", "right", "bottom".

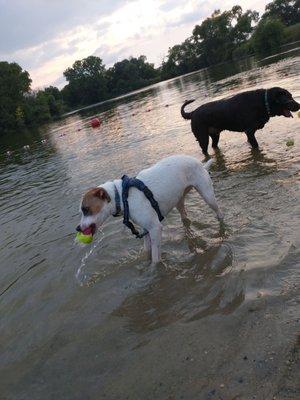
[
  {"left": 297, "top": 111, "right": 300, "bottom": 118},
  {"left": 286, "top": 139, "right": 294, "bottom": 147},
  {"left": 76, "top": 232, "right": 93, "bottom": 244}
]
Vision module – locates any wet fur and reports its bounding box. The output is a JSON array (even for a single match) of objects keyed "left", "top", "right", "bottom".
[
  {"left": 77, "top": 155, "right": 223, "bottom": 264},
  {"left": 181, "top": 87, "right": 300, "bottom": 155}
]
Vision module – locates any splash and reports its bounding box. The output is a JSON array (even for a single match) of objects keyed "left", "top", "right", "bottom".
[{"left": 75, "top": 230, "right": 104, "bottom": 285}]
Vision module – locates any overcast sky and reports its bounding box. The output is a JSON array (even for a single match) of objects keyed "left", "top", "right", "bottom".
[{"left": 0, "top": 0, "right": 270, "bottom": 88}]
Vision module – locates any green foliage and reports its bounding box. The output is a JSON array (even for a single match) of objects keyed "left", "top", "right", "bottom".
[
  {"left": 0, "top": 61, "right": 31, "bottom": 131},
  {"left": 193, "top": 9, "right": 234, "bottom": 66},
  {"left": 161, "top": 6, "right": 259, "bottom": 79},
  {"left": 193, "top": 7, "right": 258, "bottom": 65},
  {"left": 161, "top": 38, "right": 202, "bottom": 79},
  {"left": 232, "top": 41, "right": 254, "bottom": 60},
  {"left": 252, "top": 18, "right": 285, "bottom": 55},
  {"left": 160, "top": 0, "right": 298, "bottom": 80},
  {"left": 107, "top": 55, "right": 159, "bottom": 96},
  {"left": 62, "top": 55, "right": 158, "bottom": 106},
  {"left": 262, "top": 0, "right": 300, "bottom": 26},
  {"left": 63, "top": 56, "right": 108, "bottom": 107},
  {"left": 0, "top": 61, "right": 64, "bottom": 134},
  {"left": 22, "top": 87, "right": 65, "bottom": 127},
  {"left": 23, "top": 91, "right": 52, "bottom": 125},
  {"left": 43, "top": 86, "right": 65, "bottom": 117},
  {"left": 230, "top": 7, "right": 259, "bottom": 44},
  {"left": 283, "top": 22, "right": 300, "bottom": 42}
]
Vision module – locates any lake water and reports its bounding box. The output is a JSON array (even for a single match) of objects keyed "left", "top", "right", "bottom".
[{"left": 1, "top": 50, "right": 300, "bottom": 399}]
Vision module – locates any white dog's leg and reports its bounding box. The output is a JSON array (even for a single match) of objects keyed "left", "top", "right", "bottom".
[
  {"left": 176, "top": 196, "right": 187, "bottom": 219},
  {"left": 194, "top": 175, "right": 223, "bottom": 221},
  {"left": 149, "top": 224, "right": 162, "bottom": 264},
  {"left": 143, "top": 234, "right": 151, "bottom": 259},
  {"left": 176, "top": 186, "right": 192, "bottom": 219}
]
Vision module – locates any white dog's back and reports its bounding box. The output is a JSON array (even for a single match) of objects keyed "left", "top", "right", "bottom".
[
  {"left": 135, "top": 155, "right": 214, "bottom": 217},
  {"left": 78, "top": 154, "right": 222, "bottom": 263}
]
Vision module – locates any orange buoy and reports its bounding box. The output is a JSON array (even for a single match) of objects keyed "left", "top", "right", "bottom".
[{"left": 90, "top": 117, "right": 101, "bottom": 128}]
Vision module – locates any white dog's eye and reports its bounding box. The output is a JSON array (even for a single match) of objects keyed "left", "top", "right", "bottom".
[{"left": 81, "top": 206, "right": 90, "bottom": 216}]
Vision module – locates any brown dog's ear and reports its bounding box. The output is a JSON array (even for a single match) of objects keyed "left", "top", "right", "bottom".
[{"left": 92, "top": 187, "right": 111, "bottom": 202}]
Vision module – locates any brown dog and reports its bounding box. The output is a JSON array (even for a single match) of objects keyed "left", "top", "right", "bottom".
[{"left": 181, "top": 87, "right": 300, "bottom": 155}]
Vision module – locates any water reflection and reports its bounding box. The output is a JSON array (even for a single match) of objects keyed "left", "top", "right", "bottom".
[
  {"left": 112, "top": 241, "right": 243, "bottom": 333},
  {"left": 213, "top": 148, "right": 227, "bottom": 172},
  {"left": 0, "top": 50, "right": 299, "bottom": 400}
]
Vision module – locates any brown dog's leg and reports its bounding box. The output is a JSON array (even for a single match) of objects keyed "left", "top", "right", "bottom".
[
  {"left": 211, "top": 133, "right": 220, "bottom": 148},
  {"left": 192, "top": 121, "right": 210, "bottom": 155},
  {"left": 246, "top": 130, "right": 259, "bottom": 148},
  {"left": 199, "top": 134, "right": 209, "bottom": 155}
]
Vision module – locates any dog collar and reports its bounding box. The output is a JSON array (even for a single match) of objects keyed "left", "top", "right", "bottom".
[
  {"left": 112, "top": 184, "right": 121, "bottom": 217},
  {"left": 265, "top": 90, "right": 271, "bottom": 117}
]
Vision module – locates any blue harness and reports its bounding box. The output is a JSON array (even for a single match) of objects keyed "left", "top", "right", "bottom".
[{"left": 113, "top": 175, "right": 164, "bottom": 239}]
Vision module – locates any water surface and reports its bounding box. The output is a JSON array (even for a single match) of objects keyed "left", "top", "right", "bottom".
[{"left": 1, "top": 51, "right": 300, "bottom": 399}]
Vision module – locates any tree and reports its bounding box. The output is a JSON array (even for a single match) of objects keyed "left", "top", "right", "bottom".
[
  {"left": 230, "top": 6, "right": 259, "bottom": 44},
  {"left": 262, "top": 0, "right": 300, "bottom": 26},
  {"left": 23, "top": 91, "right": 51, "bottom": 125},
  {"left": 0, "top": 62, "right": 31, "bottom": 131},
  {"left": 192, "top": 9, "right": 233, "bottom": 65},
  {"left": 252, "top": 18, "right": 285, "bottom": 55},
  {"left": 43, "top": 86, "right": 64, "bottom": 117},
  {"left": 161, "top": 38, "right": 202, "bottom": 79},
  {"left": 23, "top": 87, "right": 65, "bottom": 125},
  {"left": 63, "top": 56, "right": 108, "bottom": 106},
  {"left": 160, "top": 6, "right": 259, "bottom": 80},
  {"left": 192, "top": 6, "right": 259, "bottom": 66},
  {"left": 107, "top": 56, "right": 159, "bottom": 96},
  {"left": 0, "top": 61, "right": 64, "bottom": 133}
]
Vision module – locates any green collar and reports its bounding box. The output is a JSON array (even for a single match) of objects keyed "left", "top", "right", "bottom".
[{"left": 265, "top": 90, "right": 271, "bottom": 117}]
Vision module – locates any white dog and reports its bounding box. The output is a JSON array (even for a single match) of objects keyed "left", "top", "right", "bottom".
[{"left": 77, "top": 155, "right": 223, "bottom": 263}]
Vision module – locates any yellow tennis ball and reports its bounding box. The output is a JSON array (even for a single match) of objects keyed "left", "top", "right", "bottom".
[
  {"left": 76, "top": 232, "right": 93, "bottom": 244},
  {"left": 286, "top": 139, "right": 294, "bottom": 147}
]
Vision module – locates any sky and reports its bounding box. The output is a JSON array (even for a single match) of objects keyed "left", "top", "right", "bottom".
[{"left": 0, "top": 0, "right": 270, "bottom": 89}]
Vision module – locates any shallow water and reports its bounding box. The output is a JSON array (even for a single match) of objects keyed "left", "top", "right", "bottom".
[{"left": 0, "top": 51, "right": 300, "bottom": 399}]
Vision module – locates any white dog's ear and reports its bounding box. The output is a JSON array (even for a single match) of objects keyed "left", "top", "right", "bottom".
[{"left": 93, "top": 187, "right": 111, "bottom": 203}]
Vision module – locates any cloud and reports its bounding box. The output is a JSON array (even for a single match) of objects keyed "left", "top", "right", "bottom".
[
  {"left": 0, "top": 0, "right": 127, "bottom": 53},
  {"left": 165, "top": 9, "right": 207, "bottom": 28},
  {"left": 93, "top": 44, "right": 132, "bottom": 66},
  {"left": 51, "top": 75, "right": 67, "bottom": 88},
  {"left": 0, "top": 0, "right": 270, "bottom": 88},
  {"left": 159, "top": 0, "right": 183, "bottom": 12}
]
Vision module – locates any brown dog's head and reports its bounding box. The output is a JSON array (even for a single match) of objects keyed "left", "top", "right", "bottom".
[
  {"left": 268, "top": 87, "right": 300, "bottom": 118},
  {"left": 76, "top": 187, "right": 111, "bottom": 235}
]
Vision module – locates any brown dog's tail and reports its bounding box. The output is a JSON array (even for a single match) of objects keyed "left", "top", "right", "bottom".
[{"left": 181, "top": 99, "right": 195, "bottom": 120}]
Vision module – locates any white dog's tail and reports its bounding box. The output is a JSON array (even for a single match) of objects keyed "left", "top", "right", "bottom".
[{"left": 203, "top": 159, "right": 213, "bottom": 170}]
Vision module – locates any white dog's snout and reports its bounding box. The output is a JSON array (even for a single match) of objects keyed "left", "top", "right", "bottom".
[{"left": 80, "top": 215, "right": 96, "bottom": 229}]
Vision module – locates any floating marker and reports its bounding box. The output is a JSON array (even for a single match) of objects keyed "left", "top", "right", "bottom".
[{"left": 90, "top": 117, "right": 101, "bottom": 128}]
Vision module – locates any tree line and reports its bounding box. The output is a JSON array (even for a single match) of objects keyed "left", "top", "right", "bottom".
[{"left": 0, "top": 0, "right": 299, "bottom": 134}]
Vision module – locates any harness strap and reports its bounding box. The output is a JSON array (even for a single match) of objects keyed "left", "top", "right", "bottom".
[
  {"left": 112, "top": 184, "right": 121, "bottom": 217},
  {"left": 121, "top": 175, "right": 164, "bottom": 239}
]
